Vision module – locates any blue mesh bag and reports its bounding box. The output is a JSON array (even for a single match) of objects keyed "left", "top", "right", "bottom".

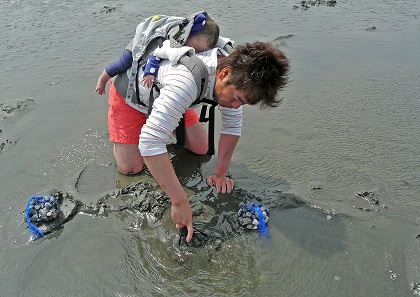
[
  {"left": 25, "top": 195, "right": 60, "bottom": 239},
  {"left": 237, "top": 202, "right": 270, "bottom": 238}
]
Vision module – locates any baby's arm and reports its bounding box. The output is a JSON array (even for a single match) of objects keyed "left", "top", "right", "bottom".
[
  {"left": 96, "top": 70, "right": 112, "bottom": 95},
  {"left": 142, "top": 54, "right": 160, "bottom": 88},
  {"left": 95, "top": 49, "right": 132, "bottom": 95}
]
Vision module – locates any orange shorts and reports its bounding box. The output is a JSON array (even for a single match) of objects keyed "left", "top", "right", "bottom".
[{"left": 108, "top": 82, "right": 199, "bottom": 144}]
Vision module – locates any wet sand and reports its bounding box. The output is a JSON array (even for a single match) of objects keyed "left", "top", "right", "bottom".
[{"left": 1, "top": 0, "right": 420, "bottom": 296}]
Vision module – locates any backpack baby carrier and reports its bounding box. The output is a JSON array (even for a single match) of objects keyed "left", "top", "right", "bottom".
[{"left": 113, "top": 11, "right": 233, "bottom": 155}]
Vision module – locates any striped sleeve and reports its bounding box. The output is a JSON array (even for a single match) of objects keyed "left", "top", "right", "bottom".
[
  {"left": 139, "top": 61, "right": 197, "bottom": 156},
  {"left": 219, "top": 106, "right": 243, "bottom": 136}
]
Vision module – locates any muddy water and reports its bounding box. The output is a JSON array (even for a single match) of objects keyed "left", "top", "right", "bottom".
[{"left": 1, "top": 0, "right": 419, "bottom": 296}]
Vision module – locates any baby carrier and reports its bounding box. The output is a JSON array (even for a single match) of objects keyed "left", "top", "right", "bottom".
[{"left": 113, "top": 11, "right": 234, "bottom": 155}]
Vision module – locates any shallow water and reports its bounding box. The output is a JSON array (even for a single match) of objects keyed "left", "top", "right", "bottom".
[{"left": 1, "top": 0, "right": 420, "bottom": 296}]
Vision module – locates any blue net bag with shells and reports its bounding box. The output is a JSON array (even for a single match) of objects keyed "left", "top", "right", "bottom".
[
  {"left": 25, "top": 195, "right": 60, "bottom": 239},
  {"left": 237, "top": 202, "right": 270, "bottom": 237}
]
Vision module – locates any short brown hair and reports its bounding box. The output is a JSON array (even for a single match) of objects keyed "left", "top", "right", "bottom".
[
  {"left": 195, "top": 17, "right": 219, "bottom": 48},
  {"left": 217, "top": 42, "right": 290, "bottom": 108}
]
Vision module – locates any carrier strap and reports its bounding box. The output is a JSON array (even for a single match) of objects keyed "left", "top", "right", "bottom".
[
  {"left": 199, "top": 98, "right": 218, "bottom": 155},
  {"left": 174, "top": 116, "right": 186, "bottom": 150},
  {"left": 147, "top": 83, "right": 160, "bottom": 116},
  {"left": 145, "top": 95, "right": 217, "bottom": 155},
  {"left": 173, "top": 102, "right": 216, "bottom": 155}
]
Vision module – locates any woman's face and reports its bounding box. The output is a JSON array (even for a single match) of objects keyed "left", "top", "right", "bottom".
[{"left": 214, "top": 66, "right": 249, "bottom": 109}]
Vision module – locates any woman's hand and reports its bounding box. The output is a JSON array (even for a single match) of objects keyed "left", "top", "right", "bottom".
[
  {"left": 171, "top": 200, "right": 193, "bottom": 243},
  {"left": 206, "top": 172, "right": 234, "bottom": 194}
]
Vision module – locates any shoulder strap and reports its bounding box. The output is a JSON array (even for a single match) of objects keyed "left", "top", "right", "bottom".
[
  {"left": 178, "top": 54, "right": 209, "bottom": 103},
  {"left": 145, "top": 53, "right": 209, "bottom": 114},
  {"left": 178, "top": 54, "right": 217, "bottom": 155},
  {"left": 114, "top": 37, "right": 165, "bottom": 105}
]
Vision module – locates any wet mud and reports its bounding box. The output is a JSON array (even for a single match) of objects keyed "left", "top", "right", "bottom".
[
  {"left": 0, "top": 98, "right": 34, "bottom": 154},
  {"left": 27, "top": 177, "right": 308, "bottom": 249},
  {"left": 293, "top": 0, "right": 337, "bottom": 10},
  {"left": 353, "top": 190, "right": 388, "bottom": 212},
  {"left": 27, "top": 189, "right": 81, "bottom": 236},
  {"left": 0, "top": 99, "right": 34, "bottom": 116},
  {"left": 92, "top": 6, "right": 117, "bottom": 14}
]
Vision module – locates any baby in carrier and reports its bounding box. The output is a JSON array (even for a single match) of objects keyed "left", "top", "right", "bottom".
[{"left": 95, "top": 13, "right": 219, "bottom": 95}]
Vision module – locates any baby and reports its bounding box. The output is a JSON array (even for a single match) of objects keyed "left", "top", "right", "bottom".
[{"left": 96, "top": 13, "right": 219, "bottom": 94}]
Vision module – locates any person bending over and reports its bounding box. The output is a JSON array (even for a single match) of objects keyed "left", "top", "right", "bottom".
[{"left": 105, "top": 40, "right": 289, "bottom": 242}]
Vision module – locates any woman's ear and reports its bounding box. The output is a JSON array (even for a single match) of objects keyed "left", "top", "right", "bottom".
[{"left": 218, "top": 66, "right": 231, "bottom": 80}]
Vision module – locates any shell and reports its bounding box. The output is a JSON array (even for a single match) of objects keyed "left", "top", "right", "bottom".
[
  {"left": 237, "top": 202, "right": 270, "bottom": 230},
  {"left": 28, "top": 195, "right": 60, "bottom": 223}
]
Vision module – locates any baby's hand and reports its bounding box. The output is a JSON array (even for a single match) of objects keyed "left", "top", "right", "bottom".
[
  {"left": 142, "top": 75, "right": 155, "bottom": 88},
  {"left": 95, "top": 71, "right": 111, "bottom": 95},
  {"left": 95, "top": 81, "right": 106, "bottom": 95}
]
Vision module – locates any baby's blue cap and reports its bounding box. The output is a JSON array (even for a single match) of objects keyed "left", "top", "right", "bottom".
[{"left": 189, "top": 13, "right": 207, "bottom": 36}]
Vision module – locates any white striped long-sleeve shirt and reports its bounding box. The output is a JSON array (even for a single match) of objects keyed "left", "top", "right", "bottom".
[{"left": 127, "top": 48, "right": 243, "bottom": 157}]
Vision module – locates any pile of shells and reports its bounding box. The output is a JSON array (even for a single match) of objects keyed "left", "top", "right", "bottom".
[
  {"left": 237, "top": 202, "right": 269, "bottom": 230},
  {"left": 27, "top": 195, "right": 60, "bottom": 223}
]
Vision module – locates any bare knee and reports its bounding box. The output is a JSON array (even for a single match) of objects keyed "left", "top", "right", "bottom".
[
  {"left": 187, "top": 142, "right": 208, "bottom": 155},
  {"left": 113, "top": 143, "right": 144, "bottom": 175},
  {"left": 116, "top": 161, "right": 144, "bottom": 175},
  {"left": 185, "top": 123, "right": 208, "bottom": 155}
]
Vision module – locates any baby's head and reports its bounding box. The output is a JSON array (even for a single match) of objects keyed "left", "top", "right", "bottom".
[{"left": 185, "top": 13, "right": 219, "bottom": 52}]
